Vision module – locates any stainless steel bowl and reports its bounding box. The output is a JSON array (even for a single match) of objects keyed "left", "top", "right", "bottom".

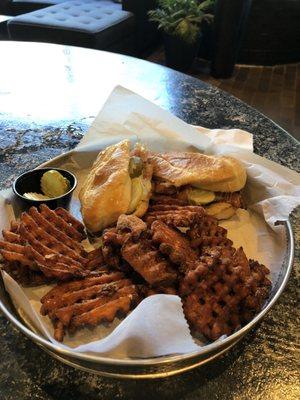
[{"left": 0, "top": 149, "right": 295, "bottom": 379}]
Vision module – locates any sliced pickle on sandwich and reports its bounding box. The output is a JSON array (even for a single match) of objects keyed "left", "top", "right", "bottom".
[
  {"left": 127, "top": 144, "right": 153, "bottom": 217},
  {"left": 133, "top": 177, "right": 152, "bottom": 217},
  {"left": 186, "top": 188, "right": 216, "bottom": 205},
  {"left": 127, "top": 176, "right": 144, "bottom": 214},
  {"left": 127, "top": 148, "right": 153, "bottom": 215}
]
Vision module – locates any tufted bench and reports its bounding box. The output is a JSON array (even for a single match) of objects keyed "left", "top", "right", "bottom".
[
  {"left": 7, "top": 0, "right": 136, "bottom": 54},
  {"left": 10, "top": 1, "right": 70, "bottom": 15}
]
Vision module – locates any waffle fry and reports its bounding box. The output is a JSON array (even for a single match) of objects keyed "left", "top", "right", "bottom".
[
  {"left": 0, "top": 205, "right": 90, "bottom": 282},
  {"left": 25, "top": 246, "right": 87, "bottom": 280},
  {"left": 53, "top": 207, "right": 86, "bottom": 238},
  {"left": 181, "top": 246, "right": 271, "bottom": 340},
  {"left": 10, "top": 221, "right": 20, "bottom": 233},
  {"left": 146, "top": 205, "right": 205, "bottom": 227},
  {"left": 40, "top": 271, "right": 140, "bottom": 341},
  {"left": 188, "top": 215, "right": 232, "bottom": 249},
  {"left": 151, "top": 220, "right": 199, "bottom": 272},
  {"left": 116, "top": 214, "right": 147, "bottom": 237},
  {"left": 121, "top": 232, "right": 177, "bottom": 287},
  {"left": 20, "top": 212, "right": 86, "bottom": 263},
  {"left": 28, "top": 206, "right": 85, "bottom": 255},
  {"left": 2, "top": 259, "right": 51, "bottom": 286},
  {"left": 150, "top": 194, "right": 188, "bottom": 206},
  {"left": 2, "top": 229, "right": 22, "bottom": 244},
  {"left": 102, "top": 215, "right": 148, "bottom": 270},
  {"left": 149, "top": 205, "right": 205, "bottom": 212},
  {"left": 41, "top": 271, "right": 124, "bottom": 305},
  {"left": 39, "top": 205, "right": 85, "bottom": 242},
  {"left": 102, "top": 228, "right": 123, "bottom": 269},
  {"left": 86, "top": 247, "right": 106, "bottom": 271}
]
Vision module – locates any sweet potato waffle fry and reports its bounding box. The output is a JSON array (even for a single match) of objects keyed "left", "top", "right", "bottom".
[
  {"left": 146, "top": 204, "right": 205, "bottom": 227},
  {"left": 150, "top": 194, "right": 188, "bottom": 206},
  {"left": 121, "top": 231, "right": 178, "bottom": 287},
  {"left": 40, "top": 271, "right": 141, "bottom": 341},
  {"left": 180, "top": 246, "right": 271, "bottom": 340},
  {"left": 2, "top": 259, "right": 51, "bottom": 286},
  {"left": 0, "top": 205, "right": 95, "bottom": 282},
  {"left": 102, "top": 216, "right": 178, "bottom": 286},
  {"left": 151, "top": 220, "right": 199, "bottom": 272},
  {"left": 102, "top": 215, "right": 148, "bottom": 270},
  {"left": 102, "top": 228, "right": 122, "bottom": 270},
  {"left": 51, "top": 206, "right": 86, "bottom": 239},
  {"left": 188, "top": 215, "right": 233, "bottom": 249},
  {"left": 85, "top": 248, "right": 106, "bottom": 271}
]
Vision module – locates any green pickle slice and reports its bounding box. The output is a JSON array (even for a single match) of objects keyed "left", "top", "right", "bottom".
[
  {"left": 40, "top": 170, "right": 70, "bottom": 198},
  {"left": 127, "top": 177, "right": 144, "bottom": 214},
  {"left": 187, "top": 188, "right": 216, "bottom": 205},
  {"left": 128, "top": 156, "right": 143, "bottom": 178}
]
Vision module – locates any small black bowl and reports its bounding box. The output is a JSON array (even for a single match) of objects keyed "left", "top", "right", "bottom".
[{"left": 13, "top": 168, "right": 77, "bottom": 210}]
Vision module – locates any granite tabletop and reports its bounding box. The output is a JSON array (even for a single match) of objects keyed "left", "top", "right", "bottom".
[{"left": 0, "top": 42, "right": 299, "bottom": 400}]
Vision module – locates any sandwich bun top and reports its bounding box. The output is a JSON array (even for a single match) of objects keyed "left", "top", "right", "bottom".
[
  {"left": 79, "top": 139, "right": 132, "bottom": 233},
  {"left": 150, "top": 152, "right": 247, "bottom": 192}
]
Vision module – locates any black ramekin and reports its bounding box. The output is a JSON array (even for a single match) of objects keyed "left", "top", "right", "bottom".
[{"left": 13, "top": 168, "right": 77, "bottom": 210}]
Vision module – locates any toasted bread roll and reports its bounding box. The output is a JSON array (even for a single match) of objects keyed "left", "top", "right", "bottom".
[
  {"left": 150, "top": 152, "right": 246, "bottom": 192},
  {"left": 79, "top": 140, "right": 152, "bottom": 233}
]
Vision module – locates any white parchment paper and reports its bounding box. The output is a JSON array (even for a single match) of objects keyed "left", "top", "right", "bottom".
[{"left": 0, "top": 85, "right": 299, "bottom": 358}]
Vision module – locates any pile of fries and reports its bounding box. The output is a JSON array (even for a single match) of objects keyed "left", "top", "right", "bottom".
[{"left": 0, "top": 203, "right": 271, "bottom": 343}]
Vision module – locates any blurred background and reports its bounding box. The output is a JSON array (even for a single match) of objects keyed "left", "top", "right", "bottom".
[{"left": 0, "top": 0, "right": 299, "bottom": 140}]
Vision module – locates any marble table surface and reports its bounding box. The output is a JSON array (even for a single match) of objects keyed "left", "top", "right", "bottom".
[{"left": 0, "top": 41, "right": 299, "bottom": 400}]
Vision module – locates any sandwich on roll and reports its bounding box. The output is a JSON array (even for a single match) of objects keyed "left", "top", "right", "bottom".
[
  {"left": 149, "top": 152, "right": 247, "bottom": 219},
  {"left": 79, "top": 139, "right": 152, "bottom": 233}
]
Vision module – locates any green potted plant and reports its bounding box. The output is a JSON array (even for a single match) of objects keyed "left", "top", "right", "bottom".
[{"left": 149, "top": 0, "right": 215, "bottom": 72}]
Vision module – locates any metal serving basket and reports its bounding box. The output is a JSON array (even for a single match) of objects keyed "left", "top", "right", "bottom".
[{"left": 0, "top": 149, "right": 295, "bottom": 379}]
